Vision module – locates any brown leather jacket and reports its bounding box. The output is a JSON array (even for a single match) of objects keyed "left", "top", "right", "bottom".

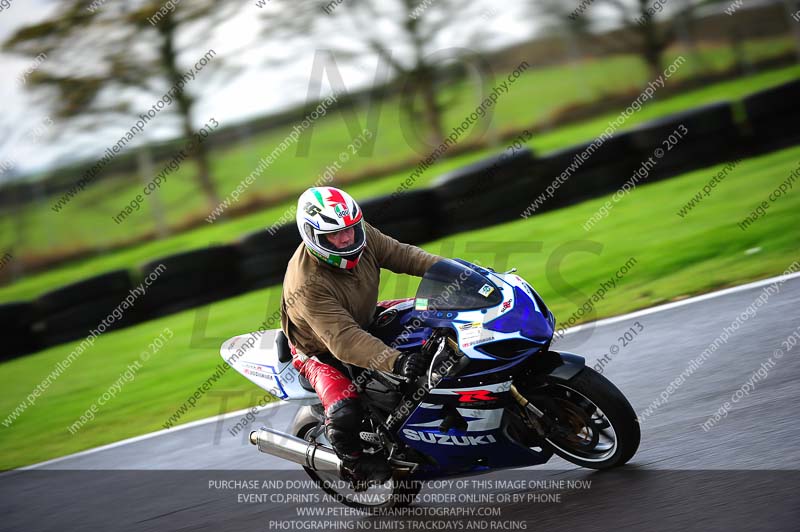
[{"left": 280, "top": 222, "right": 441, "bottom": 372}]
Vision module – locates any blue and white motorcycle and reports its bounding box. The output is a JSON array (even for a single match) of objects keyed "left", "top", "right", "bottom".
[{"left": 222, "top": 258, "right": 640, "bottom": 510}]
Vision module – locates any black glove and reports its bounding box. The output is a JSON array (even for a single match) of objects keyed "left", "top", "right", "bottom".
[{"left": 393, "top": 350, "right": 428, "bottom": 379}]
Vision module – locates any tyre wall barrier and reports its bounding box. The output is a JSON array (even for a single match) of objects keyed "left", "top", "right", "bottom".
[
  {"left": 236, "top": 224, "right": 301, "bottom": 290},
  {"left": 1, "top": 302, "right": 36, "bottom": 360},
  {"left": 30, "top": 270, "right": 137, "bottom": 349},
  {"left": 136, "top": 245, "right": 244, "bottom": 319},
  {"left": 4, "top": 89, "right": 798, "bottom": 358},
  {"left": 532, "top": 132, "right": 640, "bottom": 211},
  {"left": 742, "top": 79, "right": 800, "bottom": 155},
  {"left": 432, "top": 148, "right": 536, "bottom": 233},
  {"left": 628, "top": 102, "right": 741, "bottom": 180},
  {"left": 360, "top": 188, "right": 439, "bottom": 244}
]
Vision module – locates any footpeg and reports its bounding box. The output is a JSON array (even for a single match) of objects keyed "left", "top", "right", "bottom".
[{"left": 359, "top": 431, "right": 381, "bottom": 445}]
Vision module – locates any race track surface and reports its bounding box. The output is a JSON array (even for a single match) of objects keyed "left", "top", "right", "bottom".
[{"left": 3, "top": 276, "right": 799, "bottom": 531}]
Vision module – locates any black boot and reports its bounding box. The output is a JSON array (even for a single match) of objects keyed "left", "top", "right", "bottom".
[
  {"left": 325, "top": 399, "right": 391, "bottom": 483},
  {"left": 325, "top": 398, "right": 364, "bottom": 457},
  {"left": 341, "top": 453, "right": 391, "bottom": 483}
]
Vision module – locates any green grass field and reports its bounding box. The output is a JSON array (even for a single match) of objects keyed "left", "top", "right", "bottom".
[
  {"left": 0, "top": 37, "right": 793, "bottom": 259},
  {"left": 1, "top": 143, "right": 798, "bottom": 469},
  {"left": 2, "top": 60, "right": 799, "bottom": 303}
]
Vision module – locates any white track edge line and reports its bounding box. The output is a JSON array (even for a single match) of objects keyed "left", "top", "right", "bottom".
[
  {"left": 559, "top": 271, "right": 800, "bottom": 337},
  {"left": 17, "top": 270, "right": 800, "bottom": 470},
  {"left": 18, "top": 401, "right": 284, "bottom": 470}
]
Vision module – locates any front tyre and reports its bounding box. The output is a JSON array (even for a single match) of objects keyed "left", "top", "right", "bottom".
[{"left": 527, "top": 367, "right": 640, "bottom": 469}]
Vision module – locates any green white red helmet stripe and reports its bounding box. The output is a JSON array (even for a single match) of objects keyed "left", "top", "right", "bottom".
[
  {"left": 312, "top": 188, "right": 325, "bottom": 207},
  {"left": 296, "top": 187, "right": 366, "bottom": 270},
  {"left": 307, "top": 247, "right": 360, "bottom": 269},
  {"left": 324, "top": 187, "right": 361, "bottom": 226}
]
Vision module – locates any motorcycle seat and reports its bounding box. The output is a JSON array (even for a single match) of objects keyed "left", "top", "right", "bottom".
[{"left": 276, "top": 330, "right": 292, "bottom": 364}]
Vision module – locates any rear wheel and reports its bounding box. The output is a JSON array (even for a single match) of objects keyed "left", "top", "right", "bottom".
[
  {"left": 293, "top": 419, "right": 422, "bottom": 511},
  {"left": 520, "top": 367, "right": 640, "bottom": 469}
]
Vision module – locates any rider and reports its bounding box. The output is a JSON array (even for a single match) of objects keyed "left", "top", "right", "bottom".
[{"left": 280, "top": 186, "right": 442, "bottom": 482}]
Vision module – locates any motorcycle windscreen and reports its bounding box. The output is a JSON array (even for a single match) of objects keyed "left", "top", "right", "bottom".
[{"left": 414, "top": 259, "right": 503, "bottom": 311}]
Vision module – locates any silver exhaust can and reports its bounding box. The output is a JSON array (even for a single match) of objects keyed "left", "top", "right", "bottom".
[{"left": 249, "top": 427, "right": 342, "bottom": 472}]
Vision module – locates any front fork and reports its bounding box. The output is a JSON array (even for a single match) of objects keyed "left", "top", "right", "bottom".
[
  {"left": 510, "top": 384, "right": 549, "bottom": 437},
  {"left": 509, "top": 349, "right": 587, "bottom": 435}
]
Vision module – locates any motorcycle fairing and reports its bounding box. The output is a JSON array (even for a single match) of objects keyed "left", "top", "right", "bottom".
[
  {"left": 398, "top": 381, "right": 552, "bottom": 475},
  {"left": 221, "top": 330, "right": 317, "bottom": 401}
]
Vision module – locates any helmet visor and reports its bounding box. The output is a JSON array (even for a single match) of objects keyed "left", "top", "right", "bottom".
[{"left": 314, "top": 220, "right": 366, "bottom": 258}]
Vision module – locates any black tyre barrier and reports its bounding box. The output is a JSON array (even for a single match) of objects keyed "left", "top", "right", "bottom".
[
  {"left": 360, "top": 188, "right": 437, "bottom": 225},
  {"left": 629, "top": 102, "right": 741, "bottom": 179},
  {"left": 140, "top": 245, "right": 240, "bottom": 276},
  {"left": 371, "top": 217, "right": 436, "bottom": 245},
  {"left": 436, "top": 147, "right": 640, "bottom": 234},
  {"left": 8, "top": 89, "right": 800, "bottom": 357},
  {"left": 0, "top": 302, "right": 36, "bottom": 360},
  {"left": 238, "top": 223, "right": 301, "bottom": 256},
  {"left": 432, "top": 148, "right": 535, "bottom": 200},
  {"left": 35, "top": 270, "right": 133, "bottom": 315},
  {"left": 631, "top": 102, "right": 736, "bottom": 145},
  {"left": 534, "top": 133, "right": 641, "bottom": 206},
  {"left": 743, "top": 80, "right": 800, "bottom": 153},
  {"left": 434, "top": 173, "right": 537, "bottom": 234},
  {"left": 239, "top": 252, "right": 294, "bottom": 290},
  {"left": 137, "top": 245, "right": 244, "bottom": 317},
  {"left": 431, "top": 148, "right": 538, "bottom": 234},
  {"left": 549, "top": 131, "right": 635, "bottom": 169},
  {"left": 743, "top": 79, "right": 800, "bottom": 117},
  {"left": 136, "top": 270, "right": 243, "bottom": 318},
  {"left": 0, "top": 301, "right": 32, "bottom": 325},
  {"left": 31, "top": 295, "right": 141, "bottom": 349}
]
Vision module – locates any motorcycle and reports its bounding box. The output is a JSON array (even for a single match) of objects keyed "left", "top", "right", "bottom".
[{"left": 221, "top": 258, "right": 640, "bottom": 510}]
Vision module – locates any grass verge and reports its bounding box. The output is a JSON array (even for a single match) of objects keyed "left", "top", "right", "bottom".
[
  {"left": 0, "top": 144, "right": 798, "bottom": 468},
  {"left": 2, "top": 63, "right": 799, "bottom": 302}
]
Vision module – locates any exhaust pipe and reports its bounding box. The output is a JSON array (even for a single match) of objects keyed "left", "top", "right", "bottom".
[{"left": 249, "top": 427, "right": 342, "bottom": 472}]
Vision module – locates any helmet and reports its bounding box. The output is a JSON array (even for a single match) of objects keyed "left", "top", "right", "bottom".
[{"left": 296, "top": 187, "right": 366, "bottom": 269}]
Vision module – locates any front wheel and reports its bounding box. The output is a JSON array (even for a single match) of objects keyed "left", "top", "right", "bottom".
[{"left": 521, "top": 367, "right": 640, "bottom": 469}]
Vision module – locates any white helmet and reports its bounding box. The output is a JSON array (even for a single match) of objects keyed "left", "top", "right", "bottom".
[{"left": 296, "top": 186, "right": 366, "bottom": 269}]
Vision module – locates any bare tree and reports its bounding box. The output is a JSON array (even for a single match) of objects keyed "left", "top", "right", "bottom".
[
  {"left": 532, "top": 0, "right": 700, "bottom": 83},
  {"left": 3, "top": 0, "right": 244, "bottom": 211},
  {"left": 262, "top": 0, "right": 497, "bottom": 149}
]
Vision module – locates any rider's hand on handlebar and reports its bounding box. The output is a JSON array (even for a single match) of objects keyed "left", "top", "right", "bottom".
[{"left": 393, "top": 350, "right": 428, "bottom": 380}]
